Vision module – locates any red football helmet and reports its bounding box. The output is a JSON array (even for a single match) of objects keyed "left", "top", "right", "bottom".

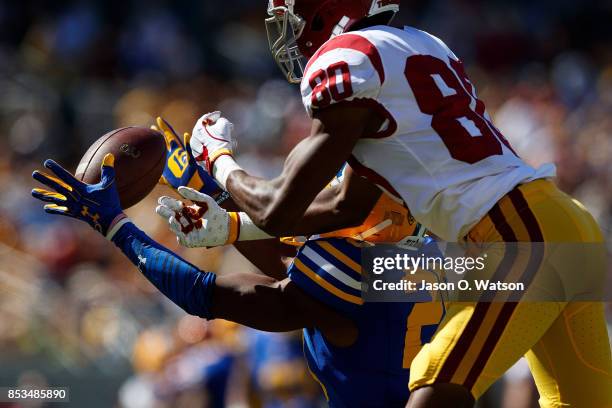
[{"left": 266, "top": 0, "right": 400, "bottom": 83}]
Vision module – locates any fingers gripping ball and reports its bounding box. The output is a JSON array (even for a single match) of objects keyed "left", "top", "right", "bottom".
[{"left": 32, "top": 154, "right": 126, "bottom": 238}]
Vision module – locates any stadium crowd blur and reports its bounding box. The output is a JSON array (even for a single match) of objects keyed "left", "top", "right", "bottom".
[{"left": 0, "top": 1, "right": 610, "bottom": 407}]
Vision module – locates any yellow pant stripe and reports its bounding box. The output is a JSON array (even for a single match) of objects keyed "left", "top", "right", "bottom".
[
  {"left": 437, "top": 185, "right": 545, "bottom": 391},
  {"left": 410, "top": 181, "right": 612, "bottom": 404},
  {"left": 449, "top": 303, "right": 505, "bottom": 385}
]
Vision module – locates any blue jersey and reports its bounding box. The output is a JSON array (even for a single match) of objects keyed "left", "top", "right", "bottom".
[
  {"left": 288, "top": 237, "right": 445, "bottom": 407},
  {"left": 244, "top": 330, "right": 324, "bottom": 408}
]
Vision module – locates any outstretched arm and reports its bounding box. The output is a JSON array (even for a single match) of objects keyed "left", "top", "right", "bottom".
[
  {"left": 226, "top": 105, "right": 376, "bottom": 235},
  {"left": 191, "top": 106, "right": 383, "bottom": 237},
  {"left": 294, "top": 165, "right": 382, "bottom": 235},
  {"left": 157, "top": 167, "right": 382, "bottom": 280},
  {"left": 219, "top": 167, "right": 379, "bottom": 279},
  {"left": 31, "top": 157, "right": 353, "bottom": 341},
  {"left": 226, "top": 165, "right": 381, "bottom": 237},
  {"left": 154, "top": 117, "right": 290, "bottom": 279},
  {"left": 154, "top": 117, "right": 378, "bottom": 277},
  {"left": 112, "top": 220, "right": 352, "bottom": 339},
  {"left": 155, "top": 168, "right": 383, "bottom": 254}
]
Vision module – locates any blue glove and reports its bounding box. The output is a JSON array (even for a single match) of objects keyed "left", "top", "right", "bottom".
[
  {"left": 33, "top": 154, "right": 218, "bottom": 319},
  {"left": 154, "top": 117, "right": 223, "bottom": 197},
  {"left": 32, "top": 154, "right": 127, "bottom": 238}
]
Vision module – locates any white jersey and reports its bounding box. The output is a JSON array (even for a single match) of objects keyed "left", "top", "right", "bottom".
[{"left": 300, "top": 25, "right": 555, "bottom": 241}]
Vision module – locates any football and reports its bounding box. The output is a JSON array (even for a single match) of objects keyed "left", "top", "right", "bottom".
[{"left": 75, "top": 127, "right": 166, "bottom": 209}]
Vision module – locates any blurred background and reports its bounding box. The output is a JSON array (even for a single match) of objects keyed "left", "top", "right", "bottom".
[{"left": 0, "top": 0, "right": 610, "bottom": 407}]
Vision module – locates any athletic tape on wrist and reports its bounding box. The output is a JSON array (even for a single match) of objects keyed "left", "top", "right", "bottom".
[
  {"left": 237, "top": 213, "right": 273, "bottom": 241},
  {"left": 213, "top": 155, "right": 243, "bottom": 190}
]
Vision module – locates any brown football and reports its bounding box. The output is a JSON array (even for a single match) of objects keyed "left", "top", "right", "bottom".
[{"left": 75, "top": 127, "right": 166, "bottom": 209}]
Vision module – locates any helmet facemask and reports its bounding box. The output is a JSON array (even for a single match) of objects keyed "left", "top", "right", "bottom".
[{"left": 265, "top": 2, "right": 307, "bottom": 84}]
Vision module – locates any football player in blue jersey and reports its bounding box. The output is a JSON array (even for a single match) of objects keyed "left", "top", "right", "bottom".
[{"left": 31, "top": 119, "right": 444, "bottom": 407}]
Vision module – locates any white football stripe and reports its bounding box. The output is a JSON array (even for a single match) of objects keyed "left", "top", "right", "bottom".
[
  {"left": 76, "top": 161, "right": 88, "bottom": 176},
  {"left": 301, "top": 246, "right": 361, "bottom": 291}
]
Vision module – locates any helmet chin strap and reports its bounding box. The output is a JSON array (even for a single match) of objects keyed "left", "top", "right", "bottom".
[
  {"left": 350, "top": 220, "right": 429, "bottom": 250},
  {"left": 351, "top": 219, "right": 393, "bottom": 241}
]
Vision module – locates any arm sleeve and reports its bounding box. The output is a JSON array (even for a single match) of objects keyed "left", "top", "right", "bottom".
[
  {"left": 110, "top": 221, "right": 216, "bottom": 319},
  {"left": 287, "top": 238, "right": 363, "bottom": 315},
  {"left": 300, "top": 34, "right": 384, "bottom": 116}
]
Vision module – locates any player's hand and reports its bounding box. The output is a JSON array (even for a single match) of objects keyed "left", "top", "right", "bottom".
[
  {"left": 190, "top": 111, "right": 235, "bottom": 175},
  {"left": 153, "top": 117, "right": 223, "bottom": 197},
  {"left": 155, "top": 187, "right": 239, "bottom": 248},
  {"left": 32, "top": 154, "right": 127, "bottom": 239}
]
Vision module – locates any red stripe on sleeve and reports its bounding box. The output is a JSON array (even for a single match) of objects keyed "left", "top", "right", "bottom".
[{"left": 305, "top": 34, "right": 385, "bottom": 85}]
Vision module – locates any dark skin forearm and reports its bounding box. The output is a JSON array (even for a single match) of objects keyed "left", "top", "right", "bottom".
[
  {"left": 220, "top": 166, "right": 381, "bottom": 279},
  {"left": 213, "top": 184, "right": 365, "bottom": 344},
  {"left": 222, "top": 179, "right": 372, "bottom": 236},
  {"left": 226, "top": 104, "right": 380, "bottom": 236},
  {"left": 226, "top": 133, "right": 347, "bottom": 236},
  {"left": 212, "top": 273, "right": 357, "bottom": 346},
  {"left": 217, "top": 194, "right": 291, "bottom": 279},
  {"left": 232, "top": 239, "right": 292, "bottom": 280},
  {"left": 290, "top": 166, "right": 382, "bottom": 235},
  {"left": 116, "top": 218, "right": 355, "bottom": 346}
]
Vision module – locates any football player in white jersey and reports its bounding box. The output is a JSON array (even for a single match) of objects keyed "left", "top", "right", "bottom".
[{"left": 188, "top": 1, "right": 612, "bottom": 407}]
